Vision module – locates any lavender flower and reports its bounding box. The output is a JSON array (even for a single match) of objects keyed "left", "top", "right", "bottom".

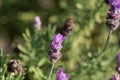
[
  {"left": 50, "top": 33, "right": 66, "bottom": 50},
  {"left": 33, "top": 16, "right": 41, "bottom": 31},
  {"left": 108, "top": 0, "right": 120, "bottom": 8},
  {"left": 49, "top": 33, "right": 65, "bottom": 62},
  {"left": 106, "top": 0, "right": 120, "bottom": 30},
  {"left": 103, "top": 0, "right": 120, "bottom": 52},
  {"left": 56, "top": 68, "right": 69, "bottom": 80}
]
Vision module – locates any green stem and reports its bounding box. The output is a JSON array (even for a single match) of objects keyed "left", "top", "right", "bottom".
[
  {"left": 103, "top": 30, "right": 112, "bottom": 52},
  {"left": 6, "top": 73, "right": 13, "bottom": 80},
  {"left": 47, "top": 62, "right": 55, "bottom": 80}
]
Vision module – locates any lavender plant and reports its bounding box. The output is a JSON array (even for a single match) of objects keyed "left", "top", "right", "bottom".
[
  {"left": 103, "top": 0, "right": 120, "bottom": 51},
  {"left": 48, "top": 33, "right": 66, "bottom": 80},
  {"left": 18, "top": 29, "right": 47, "bottom": 80},
  {"left": 1, "top": 0, "right": 120, "bottom": 80},
  {"left": 18, "top": 16, "right": 58, "bottom": 80},
  {"left": 47, "top": 16, "right": 74, "bottom": 80}
]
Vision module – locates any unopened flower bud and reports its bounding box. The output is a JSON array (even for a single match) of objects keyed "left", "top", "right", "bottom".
[{"left": 33, "top": 16, "right": 41, "bottom": 31}]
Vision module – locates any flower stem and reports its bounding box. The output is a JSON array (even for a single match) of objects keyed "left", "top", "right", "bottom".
[
  {"left": 47, "top": 62, "right": 55, "bottom": 80},
  {"left": 103, "top": 30, "right": 112, "bottom": 52}
]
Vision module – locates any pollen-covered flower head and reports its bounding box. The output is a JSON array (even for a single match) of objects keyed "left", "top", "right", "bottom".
[{"left": 56, "top": 68, "right": 69, "bottom": 80}]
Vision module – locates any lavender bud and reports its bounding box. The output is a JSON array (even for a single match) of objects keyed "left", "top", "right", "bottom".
[
  {"left": 55, "top": 68, "right": 69, "bottom": 80},
  {"left": 7, "top": 59, "right": 24, "bottom": 75},
  {"left": 33, "top": 16, "right": 41, "bottom": 31}
]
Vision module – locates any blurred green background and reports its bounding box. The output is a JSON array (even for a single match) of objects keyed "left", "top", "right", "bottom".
[{"left": 0, "top": 0, "right": 120, "bottom": 80}]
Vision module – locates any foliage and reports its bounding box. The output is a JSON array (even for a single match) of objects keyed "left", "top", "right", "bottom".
[
  {"left": 0, "top": 0, "right": 120, "bottom": 80},
  {"left": 18, "top": 25, "right": 56, "bottom": 80},
  {"left": 0, "top": 49, "right": 24, "bottom": 80}
]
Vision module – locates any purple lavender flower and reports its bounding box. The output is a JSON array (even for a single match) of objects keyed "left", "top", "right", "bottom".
[
  {"left": 108, "top": 0, "right": 120, "bottom": 9},
  {"left": 49, "top": 33, "right": 65, "bottom": 62},
  {"left": 33, "top": 16, "right": 41, "bottom": 31},
  {"left": 56, "top": 68, "right": 69, "bottom": 80},
  {"left": 50, "top": 33, "right": 66, "bottom": 50},
  {"left": 106, "top": 0, "right": 120, "bottom": 30}
]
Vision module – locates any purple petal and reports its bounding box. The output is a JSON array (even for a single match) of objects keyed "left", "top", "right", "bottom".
[
  {"left": 56, "top": 68, "right": 70, "bottom": 80},
  {"left": 50, "top": 33, "right": 65, "bottom": 50},
  {"left": 108, "top": 0, "right": 120, "bottom": 6}
]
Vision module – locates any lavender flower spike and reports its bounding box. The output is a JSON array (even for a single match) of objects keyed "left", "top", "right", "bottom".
[
  {"left": 106, "top": 0, "right": 120, "bottom": 31},
  {"left": 33, "top": 16, "right": 41, "bottom": 31},
  {"left": 103, "top": 0, "right": 120, "bottom": 52},
  {"left": 50, "top": 33, "right": 66, "bottom": 50},
  {"left": 49, "top": 33, "right": 65, "bottom": 62},
  {"left": 56, "top": 68, "right": 69, "bottom": 80}
]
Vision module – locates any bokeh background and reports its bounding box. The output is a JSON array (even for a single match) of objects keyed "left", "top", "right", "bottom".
[{"left": 0, "top": 0, "right": 120, "bottom": 80}]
